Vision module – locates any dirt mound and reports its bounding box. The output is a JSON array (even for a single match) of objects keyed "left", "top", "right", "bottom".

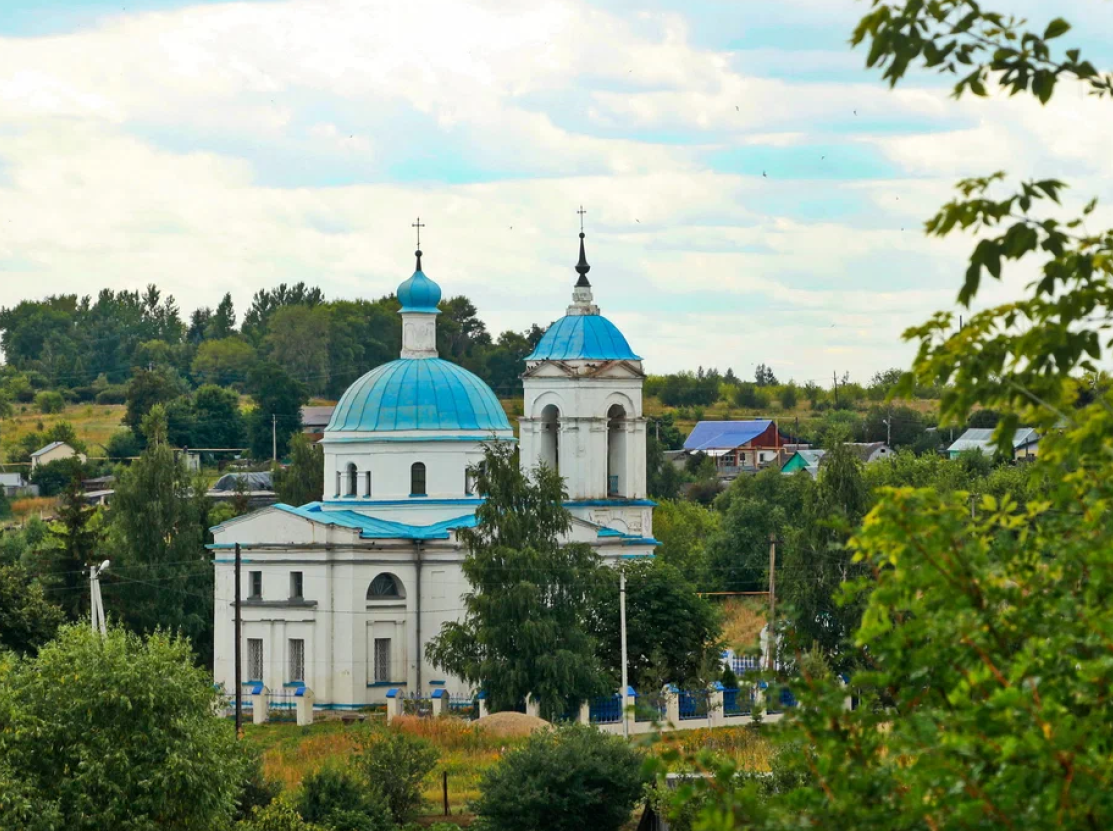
[{"left": 473, "top": 711, "right": 552, "bottom": 738}]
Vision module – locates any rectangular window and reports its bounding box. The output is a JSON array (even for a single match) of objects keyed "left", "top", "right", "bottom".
[
  {"left": 249, "top": 571, "right": 262, "bottom": 599},
  {"left": 364, "top": 471, "right": 372, "bottom": 498},
  {"left": 288, "top": 638, "right": 305, "bottom": 683},
  {"left": 247, "top": 638, "right": 263, "bottom": 682},
  {"left": 373, "top": 638, "right": 391, "bottom": 683},
  {"left": 289, "top": 571, "right": 303, "bottom": 600}
]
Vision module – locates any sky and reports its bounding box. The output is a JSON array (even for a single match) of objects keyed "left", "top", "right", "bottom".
[{"left": 0, "top": 0, "right": 1111, "bottom": 382}]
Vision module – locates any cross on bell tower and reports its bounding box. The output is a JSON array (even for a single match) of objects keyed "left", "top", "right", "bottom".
[{"left": 412, "top": 217, "right": 425, "bottom": 269}]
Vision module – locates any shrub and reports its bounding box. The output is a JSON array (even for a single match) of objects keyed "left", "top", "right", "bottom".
[
  {"left": 778, "top": 384, "right": 798, "bottom": 410},
  {"left": 472, "top": 724, "right": 648, "bottom": 831},
  {"left": 34, "top": 390, "right": 65, "bottom": 414},
  {"left": 239, "top": 798, "right": 324, "bottom": 831},
  {"left": 235, "top": 746, "right": 283, "bottom": 822},
  {"left": 95, "top": 385, "right": 128, "bottom": 405},
  {"left": 296, "top": 767, "right": 392, "bottom": 831},
  {"left": 353, "top": 729, "right": 439, "bottom": 824},
  {"left": 734, "top": 383, "right": 769, "bottom": 410}
]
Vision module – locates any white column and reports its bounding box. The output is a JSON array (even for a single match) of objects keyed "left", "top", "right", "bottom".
[{"left": 250, "top": 686, "right": 269, "bottom": 725}]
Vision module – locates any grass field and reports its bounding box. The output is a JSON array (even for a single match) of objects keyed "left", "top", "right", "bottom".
[
  {"left": 0, "top": 403, "right": 127, "bottom": 465},
  {"left": 719, "top": 597, "right": 768, "bottom": 654},
  {"left": 244, "top": 715, "right": 774, "bottom": 821}
]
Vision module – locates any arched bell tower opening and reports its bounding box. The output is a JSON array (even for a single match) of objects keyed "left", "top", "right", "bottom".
[
  {"left": 345, "top": 463, "right": 358, "bottom": 497},
  {"left": 539, "top": 404, "right": 561, "bottom": 473},
  {"left": 607, "top": 404, "right": 627, "bottom": 497}
]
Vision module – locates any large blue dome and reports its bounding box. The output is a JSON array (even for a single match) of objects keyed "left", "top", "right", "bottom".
[
  {"left": 326, "top": 358, "right": 511, "bottom": 433},
  {"left": 527, "top": 314, "right": 641, "bottom": 362}
]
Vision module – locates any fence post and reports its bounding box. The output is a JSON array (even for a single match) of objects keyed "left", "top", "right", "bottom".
[
  {"left": 431, "top": 688, "right": 447, "bottom": 717},
  {"left": 578, "top": 700, "right": 591, "bottom": 725},
  {"left": 386, "top": 688, "right": 403, "bottom": 724},
  {"left": 622, "top": 686, "right": 637, "bottom": 736},
  {"left": 249, "top": 684, "right": 269, "bottom": 725},
  {"left": 840, "top": 674, "right": 853, "bottom": 711},
  {"left": 755, "top": 682, "right": 767, "bottom": 719},
  {"left": 295, "top": 687, "right": 314, "bottom": 726},
  {"left": 477, "top": 690, "right": 489, "bottom": 719},
  {"left": 708, "top": 682, "right": 725, "bottom": 728},
  {"left": 663, "top": 684, "right": 680, "bottom": 727}
]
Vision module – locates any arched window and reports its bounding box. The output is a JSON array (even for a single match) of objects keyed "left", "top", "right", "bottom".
[
  {"left": 364, "top": 471, "right": 372, "bottom": 498},
  {"left": 607, "top": 404, "right": 627, "bottom": 497},
  {"left": 411, "top": 462, "right": 427, "bottom": 497},
  {"left": 345, "top": 463, "right": 358, "bottom": 497},
  {"left": 539, "top": 404, "right": 560, "bottom": 473},
  {"left": 367, "top": 573, "right": 403, "bottom": 600}
]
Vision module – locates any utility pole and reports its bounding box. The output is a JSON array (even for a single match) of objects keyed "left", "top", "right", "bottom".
[
  {"left": 272, "top": 414, "right": 277, "bottom": 462},
  {"left": 619, "top": 564, "right": 629, "bottom": 739},
  {"left": 767, "top": 533, "right": 776, "bottom": 671},
  {"left": 885, "top": 408, "right": 892, "bottom": 446},
  {"left": 89, "top": 560, "right": 109, "bottom": 636},
  {"left": 832, "top": 371, "right": 839, "bottom": 408},
  {"left": 234, "top": 542, "right": 243, "bottom": 738}
]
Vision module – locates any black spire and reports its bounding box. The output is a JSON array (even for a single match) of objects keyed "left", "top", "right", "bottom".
[
  {"left": 575, "top": 231, "right": 591, "bottom": 288},
  {"left": 415, "top": 249, "right": 423, "bottom": 271}
]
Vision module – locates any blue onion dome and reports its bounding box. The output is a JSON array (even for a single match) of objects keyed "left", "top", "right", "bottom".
[
  {"left": 527, "top": 314, "right": 641, "bottom": 362},
  {"left": 397, "top": 250, "right": 442, "bottom": 313},
  {"left": 326, "top": 358, "right": 512, "bottom": 432}
]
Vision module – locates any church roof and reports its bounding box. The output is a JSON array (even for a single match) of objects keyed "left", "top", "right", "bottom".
[
  {"left": 276, "top": 503, "right": 479, "bottom": 540},
  {"left": 326, "top": 358, "right": 511, "bottom": 433},
  {"left": 396, "top": 260, "right": 442, "bottom": 314},
  {"left": 526, "top": 314, "right": 641, "bottom": 362}
]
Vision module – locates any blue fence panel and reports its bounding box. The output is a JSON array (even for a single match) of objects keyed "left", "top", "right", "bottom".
[
  {"left": 679, "top": 689, "right": 709, "bottom": 721},
  {"left": 780, "top": 687, "right": 797, "bottom": 709},
  {"left": 723, "top": 687, "right": 752, "bottom": 717},
  {"left": 730, "top": 655, "right": 765, "bottom": 675},
  {"left": 447, "top": 695, "right": 478, "bottom": 720},
  {"left": 589, "top": 694, "right": 622, "bottom": 724},
  {"left": 634, "top": 692, "right": 666, "bottom": 723}
]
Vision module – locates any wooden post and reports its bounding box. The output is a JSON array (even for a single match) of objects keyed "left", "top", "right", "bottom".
[
  {"left": 234, "top": 542, "right": 243, "bottom": 738},
  {"left": 443, "top": 771, "right": 449, "bottom": 816},
  {"left": 767, "top": 534, "right": 776, "bottom": 671}
]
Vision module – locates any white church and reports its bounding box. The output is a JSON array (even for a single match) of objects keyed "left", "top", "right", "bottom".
[{"left": 211, "top": 228, "right": 656, "bottom": 709}]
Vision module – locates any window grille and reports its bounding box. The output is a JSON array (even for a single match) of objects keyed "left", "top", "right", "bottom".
[
  {"left": 247, "top": 638, "right": 263, "bottom": 682},
  {"left": 288, "top": 638, "right": 305, "bottom": 684},
  {"left": 374, "top": 638, "right": 391, "bottom": 683}
]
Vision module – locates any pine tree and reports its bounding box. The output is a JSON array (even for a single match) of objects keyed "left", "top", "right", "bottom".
[
  {"left": 274, "top": 432, "right": 324, "bottom": 506},
  {"left": 426, "top": 443, "right": 609, "bottom": 717},
  {"left": 48, "top": 473, "right": 101, "bottom": 620}
]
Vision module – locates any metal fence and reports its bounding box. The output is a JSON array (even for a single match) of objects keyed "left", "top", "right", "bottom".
[
  {"left": 764, "top": 686, "right": 796, "bottom": 716},
  {"left": 723, "top": 687, "right": 753, "bottom": 717},
  {"left": 635, "top": 691, "right": 666, "bottom": 723},
  {"left": 266, "top": 689, "right": 297, "bottom": 722},
  {"left": 729, "top": 655, "right": 764, "bottom": 675},
  {"left": 678, "top": 689, "right": 710, "bottom": 721},
  {"left": 447, "top": 694, "right": 478, "bottom": 720},
  {"left": 401, "top": 691, "right": 432, "bottom": 717},
  {"left": 589, "top": 694, "right": 623, "bottom": 724}
]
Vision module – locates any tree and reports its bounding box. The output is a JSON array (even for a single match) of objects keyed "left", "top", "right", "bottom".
[
  {"left": 33, "top": 390, "right": 64, "bottom": 414},
  {"left": 247, "top": 362, "right": 307, "bottom": 460},
  {"left": 734, "top": 382, "right": 770, "bottom": 409},
  {"left": 191, "top": 337, "right": 257, "bottom": 387},
  {"left": 862, "top": 404, "right": 926, "bottom": 448},
  {"left": 265, "top": 306, "right": 331, "bottom": 394},
  {"left": 426, "top": 443, "right": 609, "bottom": 717},
  {"left": 652, "top": 498, "right": 720, "bottom": 588},
  {"left": 588, "top": 558, "right": 720, "bottom": 689},
  {"left": 104, "top": 405, "right": 213, "bottom": 657},
  {"left": 0, "top": 625, "right": 243, "bottom": 829},
  {"left": 472, "top": 724, "right": 648, "bottom": 831},
  {"left": 192, "top": 383, "right": 247, "bottom": 453},
  {"left": 778, "top": 383, "right": 798, "bottom": 410},
  {"left": 666, "top": 4, "right": 1113, "bottom": 827},
  {"left": 124, "top": 366, "right": 187, "bottom": 432},
  {"left": 43, "top": 474, "right": 101, "bottom": 620},
  {"left": 274, "top": 432, "right": 324, "bottom": 506},
  {"left": 352, "top": 729, "right": 439, "bottom": 825},
  {"left": 296, "top": 767, "right": 391, "bottom": 831},
  {"left": 754, "top": 363, "right": 778, "bottom": 386},
  {"left": 0, "top": 565, "right": 64, "bottom": 655},
  {"left": 29, "top": 455, "right": 86, "bottom": 498}
]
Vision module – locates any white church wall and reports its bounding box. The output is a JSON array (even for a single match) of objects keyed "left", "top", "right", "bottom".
[{"left": 323, "top": 438, "right": 495, "bottom": 504}]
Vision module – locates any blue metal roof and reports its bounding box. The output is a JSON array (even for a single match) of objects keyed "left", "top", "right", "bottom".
[
  {"left": 275, "top": 503, "right": 479, "bottom": 540},
  {"left": 684, "top": 420, "right": 772, "bottom": 452},
  {"left": 526, "top": 314, "right": 640, "bottom": 362},
  {"left": 397, "top": 268, "right": 442, "bottom": 314},
  {"left": 327, "top": 358, "right": 511, "bottom": 433}
]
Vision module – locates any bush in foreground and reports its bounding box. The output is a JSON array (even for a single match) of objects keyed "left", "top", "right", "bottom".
[
  {"left": 353, "top": 729, "right": 439, "bottom": 825},
  {"left": 472, "top": 724, "right": 648, "bottom": 831},
  {"left": 296, "top": 766, "right": 393, "bottom": 831}
]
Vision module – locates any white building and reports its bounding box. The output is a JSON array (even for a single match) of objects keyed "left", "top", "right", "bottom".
[
  {"left": 211, "top": 232, "right": 655, "bottom": 710},
  {"left": 30, "top": 441, "right": 86, "bottom": 470}
]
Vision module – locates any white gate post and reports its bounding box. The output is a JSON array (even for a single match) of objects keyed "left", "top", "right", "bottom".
[
  {"left": 431, "top": 688, "right": 447, "bottom": 717},
  {"left": 249, "top": 684, "right": 269, "bottom": 725},
  {"left": 663, "top": 684, "right": 680, "bottom": 727},
  {"left": 295, "top": 687, "right": 314, "bottom": 726},
  {"left": 477, "top": 691, "right": 489, "bottom": 719},
  {"left": 386, "top": 688, "right": 403, "bottom": 723},
  {"left": 709, "top": 682, "right": 725, "bottom": 728}
]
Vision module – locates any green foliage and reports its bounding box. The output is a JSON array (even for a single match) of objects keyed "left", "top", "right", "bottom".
[
  {"left": 105, "top": 404, "right": 213, "bottom": 659},
  {"left": 777, "top": 383, "right": 798, "bottom": 410},
  {"left": 33, "top": 390, "right": 64, "bottom": 414},
  {"left": 652, "top": 498, "right": 720, "bottom": 588},
  {"left": 192, "top": 336, "right": 258, "bottom": 387},
  {"left": 275, "top": 432, "right": 325, "bottom": 506},
  {"left": 235, "top": 747, "right": 283, "bottom": 822},
  {"left": 0, "top": 625, "right": 243, "bottom": 830},
  {"left": 653, "top": 369, "right": 722, "bottom": 407},
  {"left": 353, "top": 729, "right": 439, "bottom": 824},
  {"left": 296, "top": 766, "right": 392, "bottom": 831},
  {"left": 125, "top": 366, "right": 189, "bottom": 433},
  {"left": 191, "top": 383, "right": 247, "bottom": 453},
  {"left": 472, "top": 724, "right": 648, "bottom": 831},
  {"left": 588, "top": 557, "right": 720, "bottom": 689},
  {"left": 240, "top": 798, "right": 326, "bottom": 831},
  {"left": 427, "top": 443, "right": 609, "bottom": 717},
  {"left": 0, "top": 565, "right": 65, "bottom": 655},
  {"left": 733, "top": 382, "right": 770, "bottom": 410},
  {"left": 754, "top": 363, "right": 778, "bottom": 387},
  {"left": 105, "top": 427, "right": 142, "bottom": 460},
  {"left": 29, "top": 454, "right": 86, "bottom": 497},
  {"left": 41, "top": 473, "right": 101, "bottom": 619},
  {"left": 247, "top": 361, "right": 307, "bottom": 459}
]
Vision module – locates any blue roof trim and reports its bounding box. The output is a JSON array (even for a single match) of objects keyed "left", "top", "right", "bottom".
[
  {"left": 327, "top": 358, "right": 512, "bottom": 433},
  {"left": 320, "top": 435, "right": 515, "bottom": 445},
  {"left": 527, "top": 314, "right": 641, "bottom": 362},
  {"left": 565, "top": 499, "right": 657, "bottom": 507},
  {"left": 321, "top": 498, "right": 485, "bottom": 508},
  {"left": 684, "top": 420, "right": 773, "bottom": 452},
  {"left": 273, "top": 503, "right": 478, "bottom": 540}
]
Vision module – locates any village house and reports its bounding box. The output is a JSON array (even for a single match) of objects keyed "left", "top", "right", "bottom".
[
  {"left": 682, "top": 419, "right": 794, "bottom": 476},
  {"left": 947, "top": 427, "right": 1038, "bottom": 460},
  {"left": 29, "top": 441, "right": 86, "bottom": 471}
]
